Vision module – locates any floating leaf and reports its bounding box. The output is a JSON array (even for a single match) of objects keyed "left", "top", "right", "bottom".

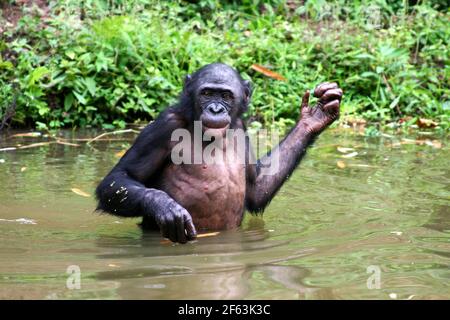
[
  {"left": 0, "top": 218, "right": 36, "bottom": 225},
  {"left": 160, "top": 231, "right": 220, "bottom": 244},
  {"left": 337, "top": 147, "right": 355, "bottom": 153},
  {"left": 348, "top": 164, "right": 378, "bottom": 168},
  {"left": 341, "top": 151, "right": 358, "bottom": 158},
  {"left": 336, "top": 160, "right": 346, "bottom": 169},
  {"left": 115, "top": 150, "right": 126, "bottom": 158},
  {"left": 425, "top": 140, "right": 442, "bottom": 149},
  {"left": 251, "top": 64, "right": 286, "bottom": 81},
  {"left": 392, "top": 138, "right": 443, "bottom": 149},
  {"left": 197, "top": 232, "right": 220, "bottom": 238},
  {"left": 71, "top": 188, "right": 91, "bottom": 197}
]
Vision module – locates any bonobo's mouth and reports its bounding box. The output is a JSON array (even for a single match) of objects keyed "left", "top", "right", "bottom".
[
  {"left": 200, "top": 114, "right": 230, "bottom": 132},
  {"left": 202, "top": 123, "right": 230, "bottom": 138},
  {"left": 201, "top": 116, "right": 230, "bottom": 129},
  {"left": 202, "top": 123, "right": 230, "bottom": 130}
]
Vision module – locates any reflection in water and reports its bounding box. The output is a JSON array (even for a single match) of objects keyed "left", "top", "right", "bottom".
[
  {"left": 423, "top": 204, "right": 450, "bottom": 233},
  {"left": 92, "top": 227, "right": 312, "bottom": 299},
  {"left": 92, "top": 228, "right": 312, "bottom": 299},
  {"left": 0, "top": 129, "right": 448, "bottom": 299}
]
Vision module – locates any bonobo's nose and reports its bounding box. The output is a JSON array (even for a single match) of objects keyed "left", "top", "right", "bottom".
[{"left": 208, "top": 103, "right": 225, "bottom": 114}]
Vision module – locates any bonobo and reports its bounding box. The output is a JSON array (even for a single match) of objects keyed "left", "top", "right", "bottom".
[{"left": 96, "top": 63, "right": 342, "bottom": 243}]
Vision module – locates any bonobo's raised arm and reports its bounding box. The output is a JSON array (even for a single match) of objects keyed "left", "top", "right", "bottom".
[
  {"left": 245, "top": 82, "right": 342, "bottom": 212},
  {"left": 95, "top": 109, "right": 197, "bottom": 243}
]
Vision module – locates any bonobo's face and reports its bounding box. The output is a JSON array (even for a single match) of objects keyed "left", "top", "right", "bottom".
[
  {"left": 198, "top": 85, "right": 233, "bottom": 131},
  {"left": 185, "top": 63, "right": 251, "bottom": 134}
]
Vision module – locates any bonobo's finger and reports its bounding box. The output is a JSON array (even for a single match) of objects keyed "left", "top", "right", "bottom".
[
  {"left": 301, "top": 90, "right": 310, "bottom": 112},
  {"left": 314, "top": 82, "right": 338, "bottom": 98},
  {"left": 323, "top": 99, "right": 340, "bottom": 117},
  {"left": 184, "top": 215, "right": 197, "bottom": 241},
  {"left": 320, "top": 88, "right": 343, "bottom": 102},
  {"left": 160, "top": 221, "right": 170, "bottom": 240},
  {"left": 167, "top": 220, "right": 178, "bottom": 243},
  {"left": 175, "top": 214, "right": 187, "bottom": 244}
]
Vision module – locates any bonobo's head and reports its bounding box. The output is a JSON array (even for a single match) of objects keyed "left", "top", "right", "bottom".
[{"left": 183, "top": 63, "right": 252, "bottom": 134}]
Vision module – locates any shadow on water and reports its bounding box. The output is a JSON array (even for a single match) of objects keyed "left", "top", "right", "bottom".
[{"left": 0, "top": 129, "right": 448, "bottom": 299}]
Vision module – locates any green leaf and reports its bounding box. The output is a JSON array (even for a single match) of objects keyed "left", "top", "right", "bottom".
[
  {"left": 64, "top": 93, "right": 74, "bottom": 111},
  {"left": 35, "top": 122, "right": 48, "bottom": 131},
  {"left": 85, "top": 106, "right": 97, "bottom": 111},
  {"left": 355, "top": 53, "right": 375, "bottom": 60},
  {"left": 28, "top": 67, "right": 50, "bottom": 85},
  {"left": 95, "top": 52, "right": 109, "bottom": 72},
  {"left": 83, "top": 78, "right": 97, "bottom": 96},
  {"left": 0, "top": 60, "right": 14, "bottom": 70},
  {"left": 73, "top": 91, "right": 87, "bottom": 105},
  {"left": 389, "top": 96, "right": 401, "bottom": 109},
  {"left": 102, "top": 123, "right": 115, "bottom": 130},
  {"left": 38, "top": 106, "right": 50, "bottom": 116},
  {"left": 360, "top": 72, "right": 378, "bottom": 78},
  {"left": 65, "top": 51, "right": 76, "bottom": 60}
]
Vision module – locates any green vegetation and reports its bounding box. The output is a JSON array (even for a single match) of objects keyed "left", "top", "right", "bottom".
[{"left": 0, "top": 0, "right": 449, "bottom": 133}]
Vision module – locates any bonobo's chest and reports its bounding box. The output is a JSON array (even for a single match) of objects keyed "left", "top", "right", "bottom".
[{"left": 155, "top": 158, "right": 246, "bottom": 231}]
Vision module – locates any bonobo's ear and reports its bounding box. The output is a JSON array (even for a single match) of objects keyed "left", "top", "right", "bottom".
[
  {"left": 183, "top": 74, "right": 192, "bottom": 89},
  {"left": 243, "top": 80, "right": 253, "bottom": 110}
]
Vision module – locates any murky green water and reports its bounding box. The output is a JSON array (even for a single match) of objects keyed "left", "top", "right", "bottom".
[{"left": 0, "top": 128, "right": 448, "bottom": 299}]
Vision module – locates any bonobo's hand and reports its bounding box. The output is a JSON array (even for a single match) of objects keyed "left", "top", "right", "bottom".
[
  {"left": 153, "top": 196, "right": 197, "bottom": 244},
  {"left": 298, "top": 82, "right": 343, "bottom": 135}
]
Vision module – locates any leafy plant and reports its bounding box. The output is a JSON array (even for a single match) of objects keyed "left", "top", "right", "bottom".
[{"left": 0, "top": 0, "right": 448, "bottom": 131}]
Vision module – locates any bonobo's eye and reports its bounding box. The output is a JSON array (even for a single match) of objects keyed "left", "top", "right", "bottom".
[
  {"left": 221, "top": 91, "right": 233, "bottom": 101},
  {"left": 201, "top": 89, "right": 212, "bottom": 97}
]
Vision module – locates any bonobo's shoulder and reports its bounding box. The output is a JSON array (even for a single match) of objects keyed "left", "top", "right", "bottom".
[
  {"left": 233, "top": 117, "right": 246, "bottom": 130},
  {"left": 128, "top": 107, "right": 186, "bottom": 149},
  {"left": 143, "top": 105, "right": 187, "bottom": 131}
]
